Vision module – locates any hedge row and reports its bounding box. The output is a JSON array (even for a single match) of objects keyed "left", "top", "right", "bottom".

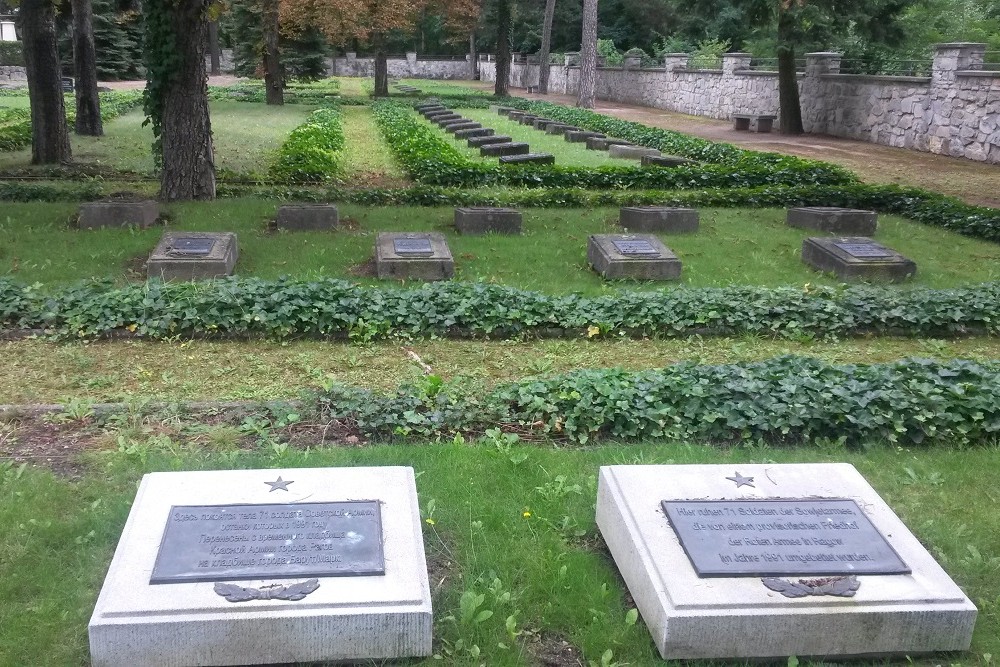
[
  {"left": 318, "top": 356, "right": 1000, "bottom": 446},
  {"left": 2, "top": 277, "right": 999, "bottom": 340},
  {"left": 373, "top": 100, "right": 856, "bottom": 189},
  {"left": 269, "top": 108, "right": 345, "bottom": 183},
  {"left": 0, "top": 90, "right": 143, "bottom": 153},
  {"left": 0, "top": 42, "right": 23, "bottom": 67}
]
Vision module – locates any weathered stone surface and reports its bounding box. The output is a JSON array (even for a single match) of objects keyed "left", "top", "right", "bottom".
[
  {"left": 423, "top": 110, "right": 455, "bottom": 119},
  {"left": 545, "top": 124, "right": 578, "bottom": 135},
  {"left": 468, "top": 134, "right": 513, "bottom": 147},
  {"left": 641, "top": 154, "right": 696, "bottom": 167},
  {"left": 444, "top": 121, "right": 481, "bottom": 133},
  {"left": 89, "top": 467, "right": 433, "bottom": 666},
  {"left": 619, "top": 207, "right": 699, "bottom": 233},
  {"left": 499, "top": 153, "right": 555, "bottom": 165},
  {"left": 588, "top": 234, "right": 682, "bottom": 280},
  {"left": 802, "top": 236, "right": 916, "bottom": 282},
  {"left": 481, "top": 142, "right": 530, "bottom": 157},
  {"left": 586, "top": 137, "right": 633, "bottom": 150},
  {"left": 496, "top": 107, "right": 515, "bottom": 116},
  {"left": 533, "top": 119, "right": 558, "bottom": 130},
  {"left": 518, "top": 115, "right": 540, "bottom": 125},
  {"left": 609, "top": 145, "right": 661, "bottom": 160},
  {"left": 454, "top": 127, "right": 495, "bottom": 139},
  {"left": 375, "top": 232, "right": 454, "bottom": 281},
  {"left": 147, "top": 232, "right": 238, "bottom": 280},
  {"left": 454, "top": 207, "right": 523, "bottom": 235},
  {"left": 435, "top": 115, "right": 465, "bottom": 126},
  {"left": 275, "top": 204, "right": 339, "bottom": 231},
  {"left": 787, "top": 207, "right": 878, "bottom": 235},
  {"left": 596, "top": 463, "right": 977, "bottom": 659},
  {"left": 79, "top": 200, "right": 160, "bottom": 230},
  {"left": 565, "top": 130, "right": 605, "bottom": 142}
]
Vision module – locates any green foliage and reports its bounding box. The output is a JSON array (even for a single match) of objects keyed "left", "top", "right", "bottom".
[
  {"left": 0, "top": 41, "right": 24, "bottom": 67},
  {"left": 0, "top": 91, "right": 142, "bottom": 153},
  {"left": 91, "top": 0, "right": 144, "bottom": 80},
  {"left": 269, "top": 108, "right": 345, "bottom": 183},
  {"left": 597, "top": 39, "right": 624, "bottom": 65},
  {"left": 689, "top": 38, "right": 731, "bottom": 69},
  {"left": 142, "top": 0, "right": 187, "bottom": 163},
  {"left": 224, "top": 0, "right": 329, "bottom": 82},
  {"left": 372, "top": 100, "right": 856, "bottom": 189},
  {"left": 318, "top": 356, "right": 1000, "bottom": 445}
]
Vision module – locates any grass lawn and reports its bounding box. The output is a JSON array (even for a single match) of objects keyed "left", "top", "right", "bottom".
[
  {"left": 340, "top": 105, "right": 409, "bottom": 185},
  {"left": 3, "top": 201, "right": 999, "bottom": 289},
  {"left": 0, "top": 94, "right": 32, "bottom": 110},
  {"left": 2, "top": 440, "right": 999, "bottom": 665}
]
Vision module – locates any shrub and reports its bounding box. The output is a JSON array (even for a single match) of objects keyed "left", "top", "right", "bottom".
[
  {"left": 269, "top": 108, "right": 345, "bottom": 183},
  {"left": 0, "top": 42, "right": 24, "bottom": 67}
]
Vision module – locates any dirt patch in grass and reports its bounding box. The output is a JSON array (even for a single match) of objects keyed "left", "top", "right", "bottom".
[
  {"left": 529, "top": 632, "right": 586, "bottom": 667},
  {"left": 1, "top": 419, "right": 103, "bottom": 479},
  {"left": 348, "top": 256, "right": 378, "bottom": 277}
]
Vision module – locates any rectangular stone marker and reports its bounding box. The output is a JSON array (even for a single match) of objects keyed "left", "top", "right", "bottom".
[
  {"left": 424, "top": 110, "right": 455, "bottom": 119},
  {"left": 445, "top": 122, "right": 481, "bottom": 133},
  {"left": 802, "top": 236, "right": 916, "bottom": 282},
  {"left": 546, "top": 124, "right": 577, "bottom": 135},
  {"left": 481, "top": 142, "right": 530, "bottom": 157},
  {"left": 468, "top": 134, "right": 512, "bottom": 147},
  {"left": 454, "top": 207, "right": 522, "bottom": 235},
  {"left": 641, "top": 154, "right": 696, "bottom": 167},
  {"left": 276, "top": 204, "right": 339, "bottom": 231},
  {"left": 564, "top": 130, "right": 604, "bottom": 142},
  {"left": 454, "top": 127, "right": 494, "bottom": 139},
  {"left": 533, "top": 119, "right": 557, "bottom": 130},
  {"left": 586, "top": 136, "right": 632, "bottom": 150},
  {"left": 376, "top": 232, "right": 454, "bottom": 281},
  {"left": 619, "top": 206, "right": 699, "bottom": 233},
  {"left": 78, "top": 200, "right": 160, "bottom": 230},
  {"left": 435, "top": 116, "right": 465, "bottom": 126},
  {"left": 609, "top": 144, "right": 661, "bottom": 160},
  {"left": 596, "top": 463, "right": 976, "bottom": 660},
  {"left": 89, "top": 467, "right": 432, "bottom": 666},
  {"left": 588, "top": 234, "right": 681, "bottom": 280},
  {"left": 497, "top": 107, "right": 515, "bottom": 116},
  {"left": 787, "top": 207, "right": 878, "bottom": 235},
  {"left": 518, "top": 115, "right": 540, "bottom": 125},
  {"left": 147, "top": 232, "right": 238, "bottom": 281},
  {"left": 499, "top": 153, "right": 555, "bottom": 165}
]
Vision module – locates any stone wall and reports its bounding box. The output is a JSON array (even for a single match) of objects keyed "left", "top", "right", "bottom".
[
  {"left": 333, "top": 53, "right": 473, "bottom": 80},
  {"left": 0, "top": 65, "right": 26, "bottom": 84},
  {"left": 481, "top": 43, "right": 1000, "bottom": 164}
]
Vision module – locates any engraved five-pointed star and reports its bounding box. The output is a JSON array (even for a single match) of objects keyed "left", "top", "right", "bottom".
[
  {"left": 265, "top": 476, "right": 293, "bottom": 492},
  {"left": 726, "top": 472, "right": 755, "bottom": 488}
]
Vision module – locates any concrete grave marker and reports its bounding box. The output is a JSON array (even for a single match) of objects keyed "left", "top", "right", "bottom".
[
  {"left": 480, "top": 142, "right": 530, "bottom": 157},
  {"left": 642, "top": 154, "right": 696, "bottom": 167},
  {"left": 445, "top": 122, "right": 481, "bottom": 133},
  {"left": 468, "top": 134, "right": 512, "bottom": 148},
  {"left": 619, "top": 207, "right": 699, "bottom": 233},
  {"left": 376, "top": 232, "right": 454, "bottom": 281},
  {"left": 588, "top": 234, "right": 681, "bottom": 280},
  {"left": 454, "top": 207, "right": 522, "bottom": 235},
  {"left": 89, "top": 467, "right": 432, "bottom": 666},
  {"left": 609, "top": 145, "right": 661, "bottom": 160},
  {"left": 564, "top": 130, "right": 604, "bottom": 142},
  {"left": 802, "top": 236, "right": 916, "bottom": 281},
  {"left": 147, "top": 231, "right": 238, "bottom": 280},
  {"left": 454, "top": 127, "right": 494, "bottom": 140},
  {"left": 275, "top": 204, "right": 339, "bottom": 231},
  {"left": 586, "top": 137, "right": 632, "bottom": 150},
  {"left": 500, "top": 153, "right": 555, "bottom": 165},
  {"left": 787, "top": 207, "right": 878, "bottom": 235},
  {"left": 596, "top": 463, "right": 976, "bottom": 659},
  {"left": 546, "top": 124, "right": 577, "bottom": 135},
  {"left": 78, "top": 200, "right": 160, "bottom": 230}
]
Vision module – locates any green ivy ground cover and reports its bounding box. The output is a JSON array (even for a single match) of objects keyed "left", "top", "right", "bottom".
[
  {"left": 0, "top": 91, "right": 143, "bottom": 155},
  {"left": 269, "top": 107, "right": 345, "bottom": 183}
]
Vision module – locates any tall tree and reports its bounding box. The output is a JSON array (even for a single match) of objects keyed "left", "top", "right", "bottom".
[
  {"left": 71, "top": 0, "right": 103, "bottom": 136},
  {"left": 537, "top": 0, "right": 556, "bottom": 93},
  {"left": 578, "top": 0, "right": 597, "bottom": 107},
  {"left": 208, "top": 20, "right": 221, "bottom": 75},
  {"left": 262, "top": 0, "right": 283, "bottom": 104},
  {"left": 494, "top": 0, "right": 511, "bottom": 95},
  {"left": 144, "top": 0, "right": 216, "bottom": 200},
  {"left": 20, "top": 0, "right": 72, "bottom": 163}
]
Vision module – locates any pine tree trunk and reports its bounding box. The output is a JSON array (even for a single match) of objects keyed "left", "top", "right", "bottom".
[
  {"left": 468, "top": 32, "right": 477, "bottom": 80},
  {"left": 776, "top": 9, "right": 803, "bottom": 135},
  {"left": 208, "top": 21, "right": 221, "bottom": 76},
  {"left": 373, "top": 34, "right": 389, "bottom": 97},
  {"left": 71, "top": 0, "right": 103, "bottom": 136},
  {"left": 494, "top": 0, "right": 511, "bottom": 96},
  {"left": 159, "top": 0, "right": 216, "bottom": 201},
  {"left": 578, "top": 0, "right": 598, "bottom": 108},
  {"left": 20, "top": 0, "right": 72, "bottom": 163},
  {"left": 262, "top": 0, "right": 283, "bottom": 105},
  {"left": 538, "top": 0, "right": 556, "bottom": 94}
]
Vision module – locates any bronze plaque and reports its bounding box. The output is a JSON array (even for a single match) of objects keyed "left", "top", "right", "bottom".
[
  {"left": 150, "top": 501, "right": 385, "bottom": 584},
  {"left": 661, "top": 498, "right": 910, "bottom": 577}
]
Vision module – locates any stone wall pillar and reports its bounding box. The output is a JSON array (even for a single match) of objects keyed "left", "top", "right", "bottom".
[
  {"left": 721, "top": 52, "right": 751, "bottom": 75},
  {"left": 800, "top": 52, "right": 841, "bottom": 134},
  {"left": 929, "top": 43, "right": 987, "bottom": 157},
  {"left": 663, "top": 53, "right": 688, "bottom": 77},
  {"left": 0, "top": 21, "right": 17, "bottom": 41},
  {"left": 405, "top": 51, "right": 417, "bottom": 75}
]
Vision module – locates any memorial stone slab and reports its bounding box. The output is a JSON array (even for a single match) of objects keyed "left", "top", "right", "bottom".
[
  {"left": 497, "top": 107, "right": 515, "bottom": 116},
  {"left": 375, "top": 232, "right": 454, "bottom": 281},
  {"left": 499, "top": 153, "right": 555, "bottom": 165},
  {"left": 480, "top": 142, "right": 530, "bottom": 157},
  {"left": 619, "top": 206, "right": 699, "bottom": 233},
  {"left": 507, "top": 111, "right": 528, "bottom": 121},
  {"left": 596, "top": 463, "right": 976, "bottom": 659},
  {"left": 89, "top": 467, "right": 432, "bottom": 666},
  {"left": 435, "top": 116, "right": 465, "bottom": 127},
  {"left": 454, "top": 127, "right": 495, "bottom": 140},
  {"left": 469, "top": 134, "right": 512, "bottom": 148},
  {"left": 454, "top": 207, "right": 523, "bottom": 235},
  {"left": 546, "top": 124, "right": 577, "bottom": 135},
  {"left": 588, "top": 234, "right": 681, "bottom": 280},
  {"left": 445, "top": 122, "right": 481, "bottom": 133},
  {"left": 275, "top": 204, "right": 339, "bottom": 231},
  {"left": 78, "top": 200, "right": 160, "bottom": 230},
  {"left": 518, "top": 115, "right": 540, "bottom": 125},
  {"left": 533, "top": 119, "right": 558, "bottom": 130},
  {"left": 609, "top": 144, "right": 661, "bottom": 160},
  {"left": 642, "top": 154, "right": 696, "bottom": 167},
  {"left": 586, "top": 137, "right": 633, "bottom": 150},
  {"left": 147, "top": 231, "right": 238, "bottom": 280},
  {"left": 802, "top": 236, "right": 916, "bottom": 282},
  {"left": 787, "top": 207, "right": 878, "bottom": 235},
  {"left": 564, "top": 130, "right": 604, "bottom": 142},
  {"left": 424, "top": 110, "right": 455, "bottom": 119}
]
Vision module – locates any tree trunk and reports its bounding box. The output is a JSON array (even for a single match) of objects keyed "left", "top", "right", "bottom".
[
  {"left": 468, "top": 32, "right": 477, "bottom": 80},
  {"left": 262, "top": 0, "right": 283, "bottom": 105},
  {"left": 71, "top": 0, "right": 103, "bottom": 136},
  {"left": 776, "top": 9, "right": 803, "bottom": 135},
  {"left": 208, "top": 21, "right": 221, "bottom": 76},
  {"left": 373, "top": 34, "right": 389, "bottom": 97},
  {"left": 538, "top": 0, "right": 556, "bottom": 94},
  {"left": 577, "top": 0, "right": 598, "bottom": 108},
  {"left": 159, "top": 0, "right": 216, "bottom": 201},
  {"left": 494, "top": 0, "right": 511, "bottom": 96},
  {"left": 19, "top": 0, "right": 72, "bottom": 163}
]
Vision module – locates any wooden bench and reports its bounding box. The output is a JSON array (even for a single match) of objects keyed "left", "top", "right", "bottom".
[{"left": 732, "top": 114, "right": 776, "bottom": 133}]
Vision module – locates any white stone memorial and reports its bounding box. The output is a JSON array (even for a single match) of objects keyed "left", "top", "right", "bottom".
[
  {"left": 597, "top": 463, "right": 976, "bottom": 660},
  {"left": 89, "top": 467, "right": 432, "bottom": 666}
]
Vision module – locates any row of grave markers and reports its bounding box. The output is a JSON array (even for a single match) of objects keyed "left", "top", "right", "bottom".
[
  {"left": 78, "top": 201, "right": 917, "bottom": 282},
  {"left": 416, "top": 100, "right": 555, "bottom": 164}
]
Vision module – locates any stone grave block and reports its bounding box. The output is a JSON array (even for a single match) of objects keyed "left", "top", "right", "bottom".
[
  {"left": 416, "top": 103, "right": 444, "bottom": 112},
  {"left": 507, "top": 111, "right": 528, "bottom": 121},
  {"left": 533, "top": 119, "right": 557, "bottom": 130},
  {"left": 469, "top": 134, "right": 512, "bottom": 148},
  {"left": 499, "top": 153, "right": 555, "bottom": 165},
  {"left": 435, "top": 116, "right": 465, "bottom": 127},
  {"left": 586, "top": 137, "right": 632, "bottom": 150},
  {"left": 147, "top": 232, "right": 238, "bottom": 281},
  {"left": 454, "top": 127, "right": 494, "bottom": 140},
  {"left": 78, "top": 200, "right": 160, "bottom": 230},
  {"left": 445, "top": 122, "right": 481, "bottom": 133},
  {"left": 641, "top": 154, "right": 696, "bottom": 167},
  {"left": 619, "top": 207, "right": 699, "bottom": 233},
  {"left": 497, "top": 107, "right": 515, "bottom": 116},
  {"left": 609, "top": 144, "right": 661, "bottom": 160},
  {"left": 587, "top": 234, "right": 681, "bottom": 280},
  {"left": 546, "top": 124, "right": 578, "bottom": 135},
  {"left": 518, "top": 115, "right": 540, "bottom": 125},
  {"left": 596, "top": 463, "right": 976, "bottom": 660},
  {"left": 89, "top": 467, "right": 432, "bottom": 667},
  {"left": 480, "top": 142, "right": 530, "bottom": 157},
  {"left": 375, "top": 232, "right": 454, "bottom": 281},
  {"left": 802, "top": 236, "right": 916, "bottom": 282},
  {"left": 787, "top": 207, "right": 878, "bottom": 235},
  {"left": 454, "top": 207, "right": 523, "bottom": 235},
  {"left": 565, "top": 130, "right": 604, "bottom": 143},
  {"left": 275, "top": 204, "right": 339, "bottom": 231},
  {"left": 424, "top": 110, "right": 455, "bottom": 119}
]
